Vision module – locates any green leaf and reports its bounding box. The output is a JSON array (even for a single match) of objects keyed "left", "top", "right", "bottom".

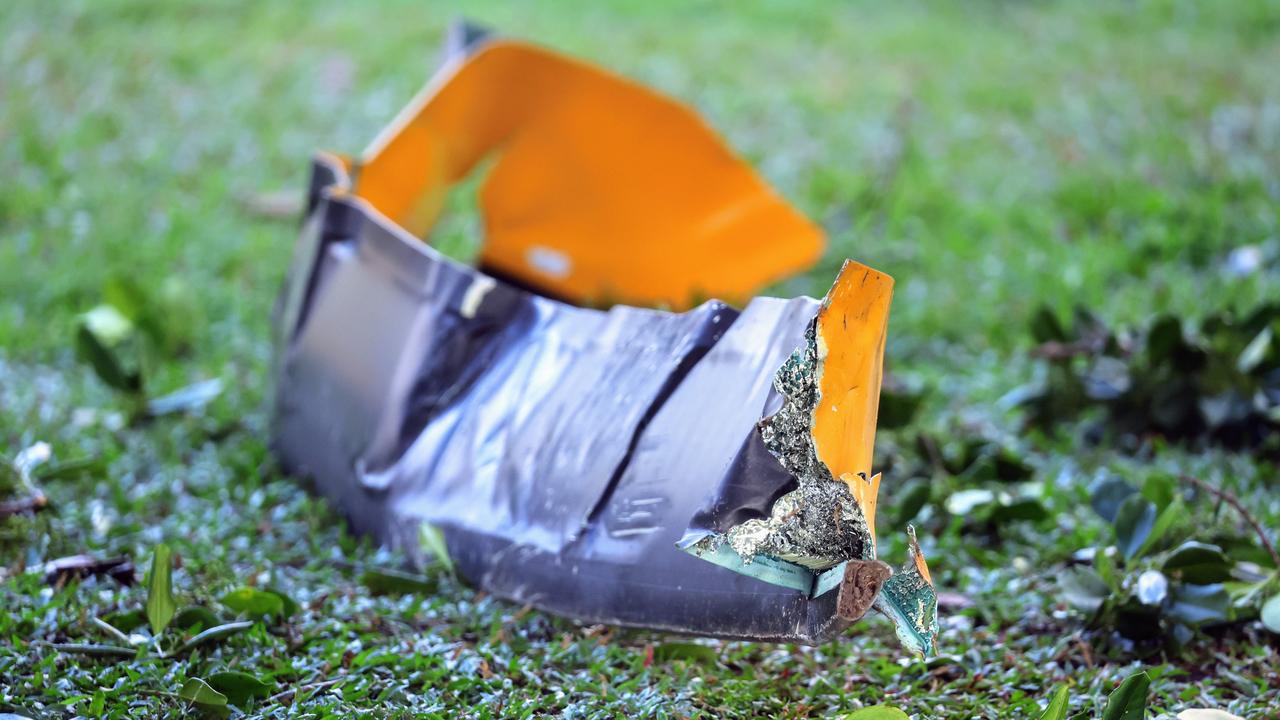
[
  {"left": 145, "top": 544, "right": 177, "bottom": 635},
  {"left": 1139, "top": 473, "right": 1176, "bottom": 509},
  {"left": 207, "top": 671, "right": 273, "bottom": 707},
  {"left": 175, "top": 621, "right": 254, "bottom": 655},
  {"left": 1259, "top": 594, "right": 1280, "bottom": 634},
  {"left": 50, "top": 642, "right": 138, "bottom": 660},
  {"left": 1168, "top": 583, "right": 1230, "bottom": 626},
  {"left": 844, "top": 707, "right": 910, "bottom": 720},
  {"left": 1134, "top": 501, "right": 1180, "bottom": 559},
  {"left": 876, "top": 386, "right": 924, "bottom": 430},
  {"left": 102, "top": 608, "right": 147, "bottom": 633},
  {"left": 1114, "top": 496, "right": 1157, "bottom": 561},
  {"left": 893, "top": 478, "right": 931, "bottom": 525},
  {"left": 989, "top": 496, "right": 1049, "bottom": 523},
  {"left": 1162, "top": 542, "right": 1232, "bottom": 584},
  {"left": 1102, "top": 671, "right": 1150, "bottom": 720},
  {"left": 1030, "top": 305, "right": 1067, "bottom": 344},
  {"left": 262, "top": 584, "right": 301, "bottom": 617},
  {"left": 172, "top": 605, "right": 224, "bottom": 632},
  {"left": 1089, "top": 477, "right": 1137, "bottom": 523},
  {"left": 360, "top": 566, "right": 437, "bottom": 595},
  {"left": 221, "top": 587, "right": 285, "bottom": 620},
  {"left": 75, "top": 305, "right": 143, "bottom": 394},
  {"left": 1237, "top": 326, "right": 1272, "bottom": 373},
  {"left": 1060, "top": 566, "right": 1112, "bottom": 612},
  {"left": 1039, "top": 686, "right": 1070, "bottom": 720},
  {"left": 419, "top": 523, "right": 456, "bottom": 577},
  {"left": 179, "top": 678, "right": 229, "bottom": 718},
  {"left": 1095, "top": 548, "right": 1119, "bottom": 591},
  {"left": 652, "top": 642, "right": 719, "bottom": 664},
  {"left": 32, "top": 456, "right": 106, "bottom": 483}
]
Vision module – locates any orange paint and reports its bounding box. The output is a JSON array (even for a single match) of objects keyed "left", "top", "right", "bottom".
[
  {"left": 811, "top": 262, "right": 893, "bottom": 513},
  {"left": 350, "top": 40, "right": 823, "bottom": 309}
]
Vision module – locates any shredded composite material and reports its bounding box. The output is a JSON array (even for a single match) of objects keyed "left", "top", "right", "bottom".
[{"left": 270, "top": 23, "right": 938, "bottom": 652}]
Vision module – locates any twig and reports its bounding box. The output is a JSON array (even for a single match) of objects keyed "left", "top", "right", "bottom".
[
  {"left": 0, "top": 493, "right": 48, "bottom": 519},
  {"left": 1180, "top": 474, "right": 1280, "bottom": 568},
  {"left": 268, "top": 678, "right": 344, "bottom": 704}
]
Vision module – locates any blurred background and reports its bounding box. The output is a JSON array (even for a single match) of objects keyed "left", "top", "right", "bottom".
[{"left": 2, "top": 1, "right": 1278, "bottom": 717}]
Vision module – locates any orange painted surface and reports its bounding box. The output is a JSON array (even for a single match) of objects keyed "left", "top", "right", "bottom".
[
  {"left": 841, "top": 471, "right": 881, "bottom": 550},
  {"left": 811, "top": 261, "right": 894, "bottom": 507},
  {"left": 352, "top": 40, "right": 823, "bottom": 309}
]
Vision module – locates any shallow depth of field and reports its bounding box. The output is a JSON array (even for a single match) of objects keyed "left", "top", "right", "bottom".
[{"left": 2, "top": 1, "right": 1279, "bottom": 718}]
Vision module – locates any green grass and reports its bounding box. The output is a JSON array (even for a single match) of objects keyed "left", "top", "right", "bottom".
[{"left": 2, "top": 0, "right": 1279, "bottom": 717}]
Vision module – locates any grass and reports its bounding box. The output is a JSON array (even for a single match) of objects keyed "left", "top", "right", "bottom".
[{"left": 2, "top": 0, "right": 1279, "bottom": 717}]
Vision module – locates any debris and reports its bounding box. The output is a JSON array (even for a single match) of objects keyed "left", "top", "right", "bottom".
[
  {"left": 38, "top": 554, "right": 136, "bottom": 587},
  {"left": 0, "top": 494, "right": 49, "bottom": 520},
  {"left": 269, "top": 22, "right": 936, "bottom": 650}
]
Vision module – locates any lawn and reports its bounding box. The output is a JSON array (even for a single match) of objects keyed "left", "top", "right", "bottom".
[{"left": 2, "top": 0, "right": 1279, "bottom": 717}]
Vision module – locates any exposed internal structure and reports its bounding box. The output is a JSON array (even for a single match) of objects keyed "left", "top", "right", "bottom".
[{"left": 689, "top": 262, "right": 937, "bottom": 654}]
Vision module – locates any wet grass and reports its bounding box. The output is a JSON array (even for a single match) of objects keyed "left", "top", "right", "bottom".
[{"left": 2, "top": 0, "right": 1279, "bottom": 717}]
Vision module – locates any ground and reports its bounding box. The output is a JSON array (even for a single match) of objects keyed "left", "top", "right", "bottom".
[{"left": 2, "top": 1, "right": 1279, "bottom": 717}]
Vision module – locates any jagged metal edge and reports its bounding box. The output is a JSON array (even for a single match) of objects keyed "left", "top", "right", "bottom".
[{"left": 703, "top": 319, "right": 875, "bottom": 570}]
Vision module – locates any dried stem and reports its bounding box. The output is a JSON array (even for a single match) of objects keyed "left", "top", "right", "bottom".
[
  {"left": 0, "top": 493, "right": 48, "bottom": 519},
  {"left": 1179, "top": 474, "right": 1280, "bottom": 569}
]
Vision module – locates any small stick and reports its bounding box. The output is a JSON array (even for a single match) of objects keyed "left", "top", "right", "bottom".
[
  {"left": 268, "top": 678, "right": 343, "bottom": 704},
  {"left": 0, "top": 493, "right": 48, "bottom": 519},
  {"left": 1180, "top": 474, "right": 1280, "bottom": 569}
]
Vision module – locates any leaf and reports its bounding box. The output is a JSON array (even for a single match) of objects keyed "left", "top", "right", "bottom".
[
  {"left": 1162, "top": 542, "right": 1233, "bottom": 584},
  {"left": 221, "top": 587, "right": 285, "bottom": 620},
  {"left": 1177, "top": 710, "right": 1245, "bottom": 720},
  {"left": 102, "top": 608, "right": 147, "bottom": 633},
  {"left": 1102, "top": 671, "right": 1150, "bottom": 720},
  {"left": 1114, "top": 496, "right": 1157, "bottom": 561},
  {"left": 420, "top": 523, "right": 456, "bottom": 577},
  {"left": 146, "top": 378, "right": 223, "bottom": 417},
  {"left": 1060, "top": 566, "right": 1111, "bottom": 612},
  {"left": 652, "top": 642, "right": 719, "bottom": 664},
  {"left": 844, "top": 707, "right": 910, "bottom": 720},
  {"left": 75, "top": 304, "right": 142, "bottom": 393},
  {"left": 145, "top": 544, "right": 176, "bottom": 635},
  {"left": 989, "top": 496, "right": 1049, "bottom": 523},
  {"left": 179, "top": 678, "right": 229, "bottom": 718},
  {"left": 262, "top": 584, "right": 300, "bottom": 618},
  {"left": 175, "top": 620, "right": 254, "bottom": 655},
  {"left": 1237, "top": 326, "right": 1272, "bottom": 373},
  {"left": 172, "top": 605, "right": 224, "bottom": 632},
  {"left": 33, "top": 456, "right": 106, "bottom": 483},
  {"left": 50, "top": 642, "right": 137, "bottom": 659},
  {"left": 1168, "top": 584, "right": 1230, "bottom": 626},
  {"left": 893, "top": 478, "right": 931, "bottom": 525},
  {"left": 1089, "top": 477, "right": 1138, "bottom": 523},
  {"left": 1039, "top": 686, "right": 1070, "bottom": 720},
  {"left": 1030, "top": 305, "right": 1068, "bottom": 344},
  {"left": 1134, "top": 501, "right": 1180, "bottom": 559},
  {"left": 1139, "top": 473, "right": 1176, "bottom": 509},
  {"left": 1259, "top": 594, "right": 1280, "bottom": 634},
  {"left": 876, "top": 386, "right": 924, "bottom": 430},
  {"left": 1095, "top": 547, "right": 1119, "bottom": 590},
  {"left": 207, "top": 671, "right": 273, "bottom": 707},
  {"left": 359, "top": 566, "right": 437, "bottom": 595},
  {"left": 945, "top": 488, "right": 995, "bottom": 515}
]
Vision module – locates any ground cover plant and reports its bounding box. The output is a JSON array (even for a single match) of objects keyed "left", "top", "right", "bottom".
[{"left": 2, "top": 1, "right": 1279, "bottom": 717}]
